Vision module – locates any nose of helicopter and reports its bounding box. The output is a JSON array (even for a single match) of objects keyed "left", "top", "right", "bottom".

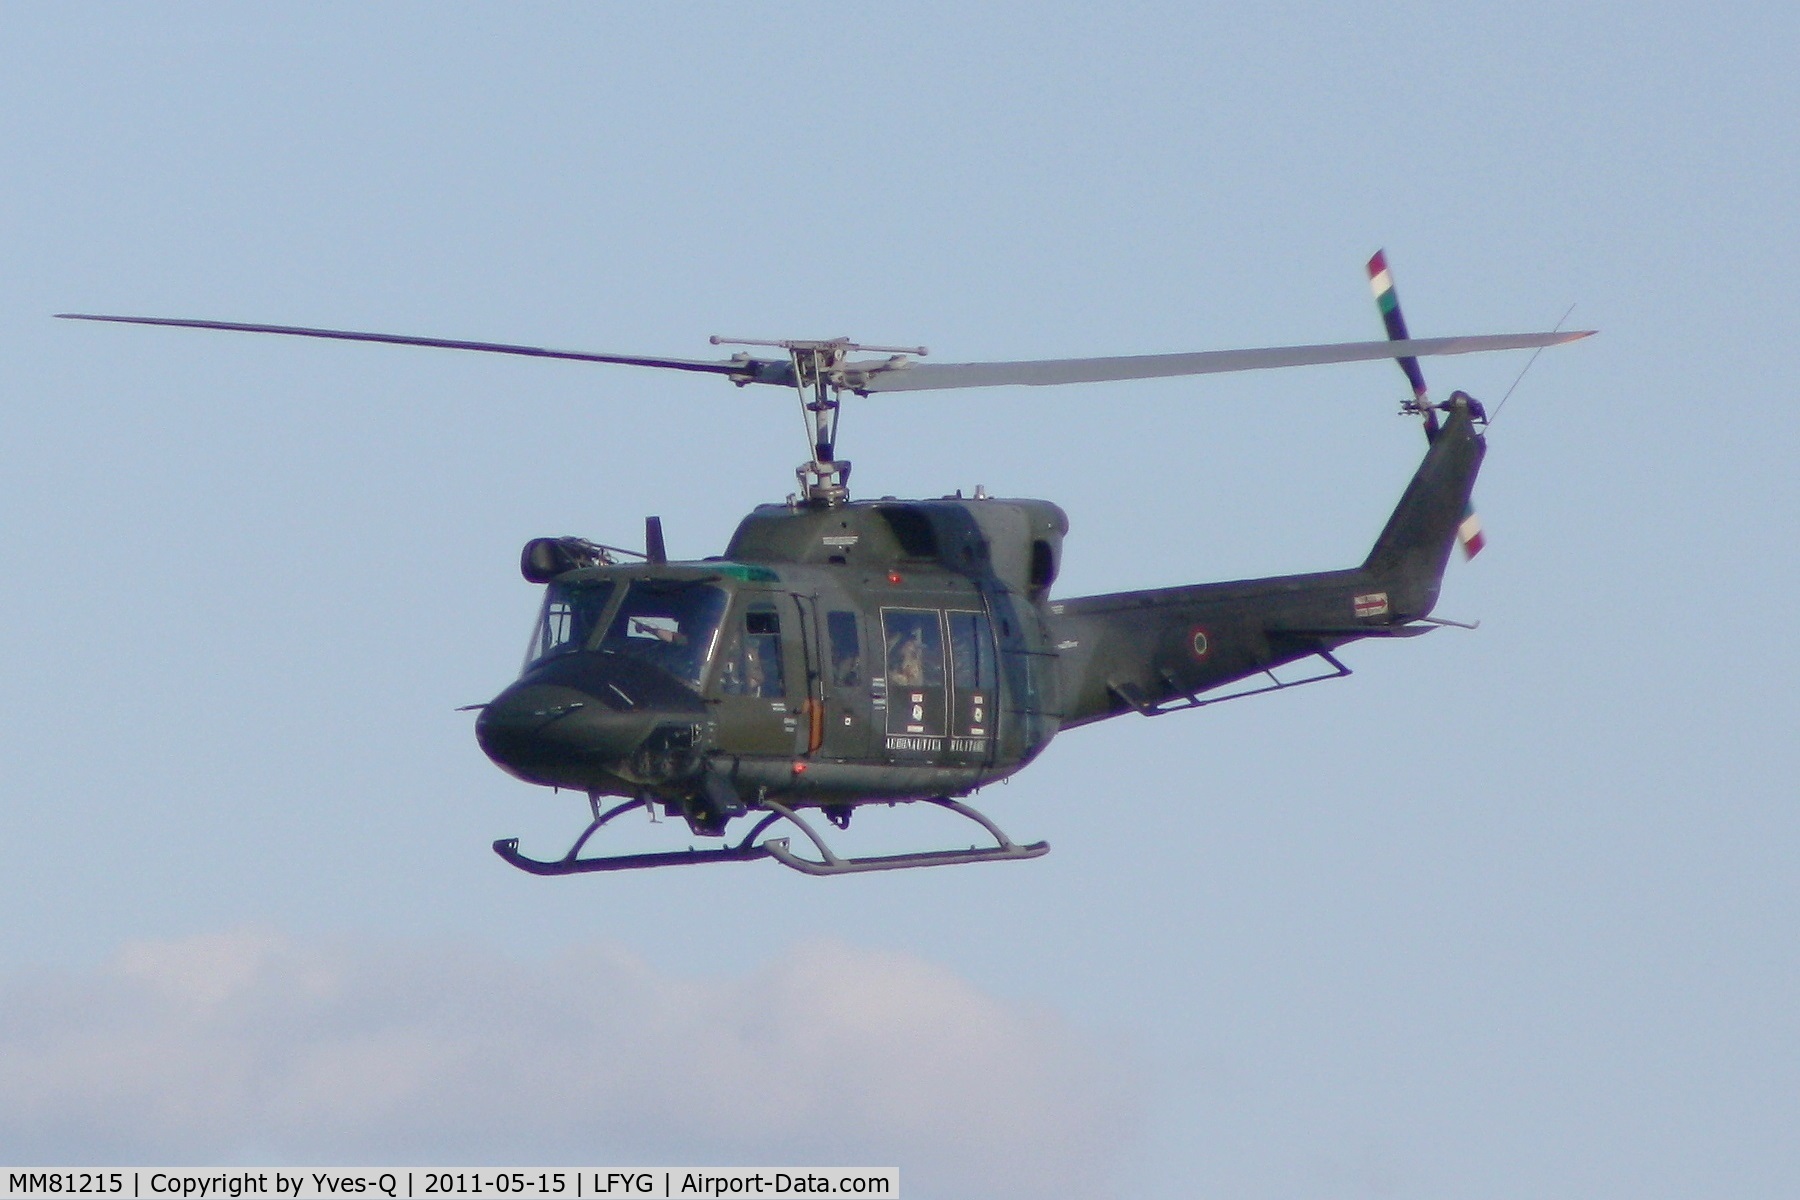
[
  {"left": 474, "top": 679, "right": 649, "bottom": 788},
  {"left": 475, "top": 651, "right": 711, "bottom": 789}
]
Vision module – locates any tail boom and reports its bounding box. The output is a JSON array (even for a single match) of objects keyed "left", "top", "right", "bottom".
[{"left": 1049, "top": 401, "right": 1485, "bottom": 729}]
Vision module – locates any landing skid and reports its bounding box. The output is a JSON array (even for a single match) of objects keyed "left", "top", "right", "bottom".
[{"left": 493, "top": 795, "right": 1048, "bottom": 877}]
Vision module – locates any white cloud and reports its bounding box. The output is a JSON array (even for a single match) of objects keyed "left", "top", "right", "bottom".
[{"left": 0, "top": 931, "right": 1140, "bottom": 1198}]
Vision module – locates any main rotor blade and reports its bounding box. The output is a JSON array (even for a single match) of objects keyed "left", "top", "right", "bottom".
[
  {"left": 855, "top": 331, "right": 1593, "bottom": 393},
  {"left": 59, "top": 313, "right": 1594, "bottom": 398},
  {"left": 55, "top": 313, "right": 773, "bottom": 380}
]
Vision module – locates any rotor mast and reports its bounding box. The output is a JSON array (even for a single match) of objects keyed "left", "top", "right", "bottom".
[{"left": 710, "top": 335, "right": 928, "bottom": 506}]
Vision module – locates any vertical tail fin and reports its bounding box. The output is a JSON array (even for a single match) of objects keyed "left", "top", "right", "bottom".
[{"left": 1362, "top": 397, "right": 1486, "bottom": 617}]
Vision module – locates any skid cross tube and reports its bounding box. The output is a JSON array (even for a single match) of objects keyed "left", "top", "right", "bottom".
[{"left": 493, "top": 794, "right": 1048, "bottom": 877}]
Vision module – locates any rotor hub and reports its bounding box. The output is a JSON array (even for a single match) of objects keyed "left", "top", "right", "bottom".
[{"left": 710, "top": 336, "right": 929, "bottom": 504}]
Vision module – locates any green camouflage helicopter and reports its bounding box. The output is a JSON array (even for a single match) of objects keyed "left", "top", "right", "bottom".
[{"left": 62, "top": 253, "right": 1589, "bottom": 876}]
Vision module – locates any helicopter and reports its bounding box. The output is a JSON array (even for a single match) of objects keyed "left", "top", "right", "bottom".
[{"left": 61, "top": 253, "right": 1590, "bottom": 876}]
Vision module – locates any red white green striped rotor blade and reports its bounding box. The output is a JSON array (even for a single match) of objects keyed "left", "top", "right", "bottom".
[
  {"left": 1457, "top": 501, "right": 1486, "bottom": 560},
  {"left": 1367, "top": 249, "right": 1433, "bottom": 413}
]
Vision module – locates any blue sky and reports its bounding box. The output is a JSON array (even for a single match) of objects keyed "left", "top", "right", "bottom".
[{"left": 1, "top": 4, "right": 1795, "bottom": 1197}]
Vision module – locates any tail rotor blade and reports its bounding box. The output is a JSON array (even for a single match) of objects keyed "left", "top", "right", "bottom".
[
  {"left": 1367, "top": 250, "right": 1433, "bottom": 425},
  {"left": 1457, "top": 502, "right": 1486, "bottom": 559}
]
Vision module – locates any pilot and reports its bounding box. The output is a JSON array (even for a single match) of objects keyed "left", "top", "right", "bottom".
[{"left": 631, "top": 617, "right": 686, "bottom": 644}]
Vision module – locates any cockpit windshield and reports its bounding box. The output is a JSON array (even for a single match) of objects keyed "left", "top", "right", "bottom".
[
  {"left": 597, "top": 580, "right": 728, "bottom": 689},
  {"left": 524, "top": 578, "right": 729, "bottom": 690},
  {"left": 525, "top": 580, "right": 616, "bottom": 668}
]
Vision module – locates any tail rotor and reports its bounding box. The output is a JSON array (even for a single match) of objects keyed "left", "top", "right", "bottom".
[{"left": 1367, "top": 250, "right": 1486, "bottom": 559}]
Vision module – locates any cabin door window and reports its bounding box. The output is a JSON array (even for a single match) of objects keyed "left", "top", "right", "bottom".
[
  {"left": 879, "top": 608, "right": 946, "bottom": 755},
  {"left": 947, "top": 610, "right": 998, "bottom": 756}
]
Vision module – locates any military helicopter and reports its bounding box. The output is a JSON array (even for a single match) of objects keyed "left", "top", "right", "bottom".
[{"left": 61, "top": 253, "right": 1590, "bottom": 876}]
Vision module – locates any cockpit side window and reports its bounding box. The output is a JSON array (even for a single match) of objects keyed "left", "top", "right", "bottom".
[
  {"left": 827, "top": 610, "right": 862, "bottom": 687},
  {"left": 525, "top": 581, "right": 616, "bottom": 668},
  {"left": 718, "top": 605, "right": 787, "bottom": 698},
  {"left": 594, "top": 580, "right": 728, "bottom": 689}
]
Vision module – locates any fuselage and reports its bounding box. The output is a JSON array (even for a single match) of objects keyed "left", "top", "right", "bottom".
[
  {"left": 476, "top": 497, "right": 1071, "bottom": 823},
  {"left": 477, "top": 401, "right": 1488, "bottom": 846}
]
